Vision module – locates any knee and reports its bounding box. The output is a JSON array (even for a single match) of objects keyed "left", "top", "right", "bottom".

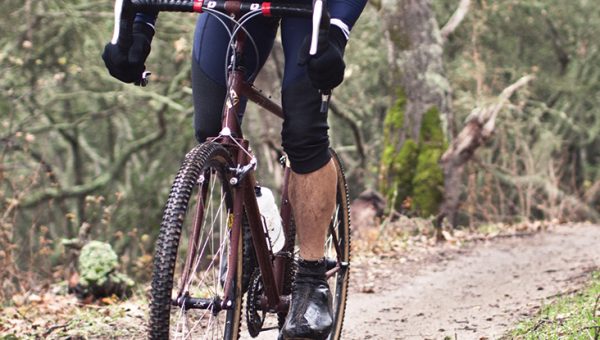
[
  {"left": 282, "top": 130, "right": 331, "bottom": 174},
  {"left": 281, "top": 80, "right": 331, "bottom": 174},
  {"left": 194, "top": 124, "right": 214, "bottom": 144}
]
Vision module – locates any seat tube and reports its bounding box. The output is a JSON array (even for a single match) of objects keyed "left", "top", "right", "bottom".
[{"left": 221, "top": 28, "right": 248, "bottom": 138}]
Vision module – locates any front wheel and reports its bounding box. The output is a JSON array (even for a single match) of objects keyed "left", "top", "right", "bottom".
[
  {"left": 325, "top": 149, "right": 351, "bottom": 340},
  {"left": 149, "top": 143, "right": 243, "bottom": 340}
]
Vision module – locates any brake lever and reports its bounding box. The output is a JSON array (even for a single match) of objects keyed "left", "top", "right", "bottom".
[
  {"left": 136, "top": 71, "right": 151, "bottom": 87},
  {"left": 320, "top": 90, "right": 331, "bottom": 114}
]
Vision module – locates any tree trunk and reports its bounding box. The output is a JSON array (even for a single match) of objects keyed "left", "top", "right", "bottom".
[
  {"left": 381, "top": 0, "right": 453, "bottom": 141},
  {"left": 377, "top": 0, "right": 454, "bottom": 216}
]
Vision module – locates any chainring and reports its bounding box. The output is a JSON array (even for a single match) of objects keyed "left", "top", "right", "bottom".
[{"left": 246, "top": 268, "right": 265, "bottom": 337}]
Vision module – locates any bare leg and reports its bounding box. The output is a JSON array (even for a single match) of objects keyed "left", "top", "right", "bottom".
[
  {"left": 282, "top": 158, "right": 337, "bottom": 339},
  {"left": 288, "top": 158, "right": 337, "bottom": 261}
]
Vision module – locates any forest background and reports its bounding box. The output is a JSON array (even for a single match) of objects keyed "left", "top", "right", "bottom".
[{"left": 1, "top": 0, "right": 599, "bottom": 301}]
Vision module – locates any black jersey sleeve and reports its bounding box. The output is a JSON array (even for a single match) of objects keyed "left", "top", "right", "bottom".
[{"left": 329, "top": 0, "right": 368, "bottom": 32}]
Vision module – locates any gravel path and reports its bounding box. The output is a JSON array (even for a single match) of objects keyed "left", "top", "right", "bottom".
[{"left": 341, "top": 224, "right": 600, "bottom": 339}]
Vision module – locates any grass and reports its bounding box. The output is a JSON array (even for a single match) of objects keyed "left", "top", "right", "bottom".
[{"left": 508, "top": 271, "right": 600, "bottom": 339}]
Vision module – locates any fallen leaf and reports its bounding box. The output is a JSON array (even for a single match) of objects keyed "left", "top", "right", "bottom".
[
  {"left": 360, "top": 285, "right": 375, "bottom": 294},
  {"left": 28, "top": 294, "right": 42, "bottom": 304},
  {"left": 12, "top": 294, "right": 25, "bottom": 307}
]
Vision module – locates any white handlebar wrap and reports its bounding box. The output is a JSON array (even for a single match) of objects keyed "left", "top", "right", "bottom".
[
  {"left": 111, "top": 0, "right": 125, "bottom": 44},
  {"left": 309, "top": 0, "right": 323, "bottom": 56}
]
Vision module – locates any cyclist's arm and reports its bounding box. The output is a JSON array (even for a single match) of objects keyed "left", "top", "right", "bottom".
[{"left": 329, "top": 0, "right": 368, "bottom": 38}]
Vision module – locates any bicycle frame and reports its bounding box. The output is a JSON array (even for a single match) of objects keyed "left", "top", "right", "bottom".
[
  {"left": 201, "top": 7, "right": 294, "bottom": 313},
  {"left": 214, "top": 32, "right": 294, "bottom": 311}
]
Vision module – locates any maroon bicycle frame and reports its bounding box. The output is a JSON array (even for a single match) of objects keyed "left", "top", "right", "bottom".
[{"left": 200, "top": 5, "right": 292, "bottom": 313}]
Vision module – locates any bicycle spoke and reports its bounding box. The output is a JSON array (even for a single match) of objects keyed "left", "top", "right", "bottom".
[
  {"left": 180, "top": 181, "right": 226, "bottom": 293},
  {"left": 175, "top": 176, "right": 233, "bottom": 339},
  {"left": 186, "top": 194, "right": 228, "bottom": 292},
  {"left": 326, "top": 205, "right": 341, "bottom": 255}
]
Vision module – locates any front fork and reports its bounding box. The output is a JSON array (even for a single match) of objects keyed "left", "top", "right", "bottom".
[{"left": 221, "top": 146, "right": 284, "bottom": 311}]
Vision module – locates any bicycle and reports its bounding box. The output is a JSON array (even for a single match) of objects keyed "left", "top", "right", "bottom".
[{"left": 109, "top": 0, "right": 351, "bottom": 339}]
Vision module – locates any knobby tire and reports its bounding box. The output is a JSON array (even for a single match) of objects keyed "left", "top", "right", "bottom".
[
  {"left": 325, "top": 148, "right": 351, "bottom": 340},
  {"left": 149, "top": 143, "right": 243, "bottom": 340}
]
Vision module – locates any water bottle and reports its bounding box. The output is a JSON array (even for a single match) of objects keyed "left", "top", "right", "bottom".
[{"left": 255, "top": 186, "right": 285, "bottom": 253}]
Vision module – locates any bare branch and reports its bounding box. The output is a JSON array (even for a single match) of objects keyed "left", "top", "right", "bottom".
[
  {"left": 18, "top": 109, "right": 167, "bottom": 208},
  {"left": 440, "top": 0, "right": 471, "bottom": 42},
  {"left": 437, "top": 75, "right": 534, "bottom": 227},
  {"left": 463, "top": 75, "right": 535, "bottom": 140}
]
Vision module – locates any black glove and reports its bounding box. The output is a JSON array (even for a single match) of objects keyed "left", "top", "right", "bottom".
[
  {"left": 102, "top": 22, "right": 154, "bottom": 84},
  {"left": 298, "top": 25, "right": 348, "bottom": 91}
]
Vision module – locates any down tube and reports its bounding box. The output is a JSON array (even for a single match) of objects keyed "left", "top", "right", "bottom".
[{"left": 243, "top": 172, "right": 281, "bottom": 307}]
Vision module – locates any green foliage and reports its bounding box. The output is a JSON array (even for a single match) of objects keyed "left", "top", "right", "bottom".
[
  {"left": 380, "top": 89, "right": 411, "bottom": 208},
  {"left": 419, "top": 106, "right": 447, "bottom": 148},
  {"left": 328, "top": 5, "right": 391, "bottom": 194},
  {"left": 380, "top": 89, "right": 408, "bottom": 186},
  {"left": 433, "top": 0, "right": 600, "bottom": 224},
  {"left": 78, "top": 241, "right": 119, "bottom": 287},
  {"left": 383, "top": 89, "right": 407, "bottom": 133},
  {"left": 381, "top": 102, "right": 446, "bottom": 216},
  {"left": 78, "top": 241, "right": 133, "bottom": 289},
  {"left": 412, "top": 107, "right": 446, "bottom": 216},
  {"left": 0, "top": 335, "right": 20, "bottom": 340},
  {"left": 391, "top": 139, "right": 419, "bottom": 207},
  {"left": 412, "top": 148, "right": 444, "bottom": 217},
  {"left": 0, "top": 0, "right": 197, "bottom": 285},
  {"left": 1, "top": 0, "right": 600, "bottom": 293},
  {"left": 77, "top": 241, "right": 134, "bottom": 298}
]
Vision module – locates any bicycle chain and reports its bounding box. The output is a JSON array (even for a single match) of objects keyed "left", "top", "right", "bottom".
[{"left": 246, "top": 268, "right": 265, "bottom": 337}]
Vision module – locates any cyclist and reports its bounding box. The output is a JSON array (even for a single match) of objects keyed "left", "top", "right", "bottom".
[{"left": 103, "top": 0, "right": 366, "bottom": 338}]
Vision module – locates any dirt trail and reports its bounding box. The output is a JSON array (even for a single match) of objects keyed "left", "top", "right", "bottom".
[
  {"left": 341, "top": 224, "right": 600, "bottom": 339},
  {"left": 4, "top": 225, "right": 598, "bottom": 339}
]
